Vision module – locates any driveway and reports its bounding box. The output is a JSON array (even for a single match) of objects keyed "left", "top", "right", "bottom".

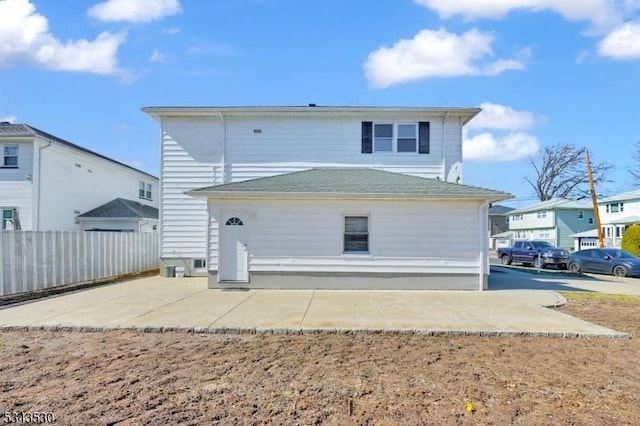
[
  {"left": 0, "top": 269, "right": 631, "bottom": 337},
  {"left": 490, "top": 265, "right": 640, "bottom": 295}
]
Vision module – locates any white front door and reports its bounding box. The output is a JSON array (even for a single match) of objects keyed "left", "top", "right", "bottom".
[{"left": 219, "top": 215, "right": 248, "bottom": 281}]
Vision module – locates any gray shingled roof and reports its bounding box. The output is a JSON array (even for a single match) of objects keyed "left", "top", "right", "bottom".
[
  {"left": 0, "top": 123, "right": 156, "bottom": 179},
  {"left": 77, "top": 198, "right": 158, "bottom": 219},
  {"left": 188, "top": 168, "right": 512, "bottom": 201},
  {"left": 489, "top": 205, "right": 515, "bottom": 215}
]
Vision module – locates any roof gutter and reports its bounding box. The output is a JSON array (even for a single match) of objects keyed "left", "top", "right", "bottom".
[{"left": 185, "top": 190, "right": 512, "bottom": 203}]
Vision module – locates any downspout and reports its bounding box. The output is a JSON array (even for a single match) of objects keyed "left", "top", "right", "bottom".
[
  {"left": 478, "top": 199, "right": 491, "bottom": 291},
  {"left": 219, "top": 111, "right": 227, "bottom": 183},
  {"left": 34, "top": 139, "right": 52, "bottom": 230},
  {"left": 442, "top": 110, "right": 449, "bottom": 180}
]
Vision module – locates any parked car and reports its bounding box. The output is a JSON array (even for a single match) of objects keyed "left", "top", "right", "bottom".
[
  {"left": 497, "top": 240, "right": 569, "bottom": 269},
  {"left": 567, "top": 248, "right": 640, "bottom": 277}
]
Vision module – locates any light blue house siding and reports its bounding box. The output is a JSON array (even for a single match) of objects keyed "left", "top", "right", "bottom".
[{"left": 555, "top": 209, "right": 595, "bottom": 250}]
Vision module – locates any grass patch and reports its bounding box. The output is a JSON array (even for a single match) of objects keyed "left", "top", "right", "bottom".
[{"left": 559, "top": 291, "right": 640, "bottom": 303}]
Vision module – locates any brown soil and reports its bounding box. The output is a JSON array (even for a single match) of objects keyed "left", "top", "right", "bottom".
[{"left": 1, "top": 294, "right": 639, "bottom": 425}]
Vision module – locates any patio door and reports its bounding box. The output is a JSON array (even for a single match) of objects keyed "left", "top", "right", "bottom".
[{"left": 219, "top": 214, "right": 248, "bottom": 282}]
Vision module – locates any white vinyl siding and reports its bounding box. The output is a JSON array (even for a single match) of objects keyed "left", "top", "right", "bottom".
[
  {"left": 37, "top": 140, "right": 157, "bottom": 231},
  {"left": 208, "top": 199, "right": 481, "bottom": 274},
  {"left": 158, "top": 112, "right": 470, "bottom": 262},
  {"left": 224, "top": 117, "right": 451, "bottom": 181},
  {"left": 0, "top": 142, "right": 33, "bottom": 181},
  {"left": 161, "top": 118, "right": 223, "bottom": 258},
  {"left": 0, "top": 182, "right": 32, "bottom": 230}
]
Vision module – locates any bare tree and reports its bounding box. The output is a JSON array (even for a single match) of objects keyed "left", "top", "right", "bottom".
[
  {"left": 525, "top": 143, "right": 612, "bottom": 201},
  {"left": 629, "top": 141, "right": 640, "bottom": 185}
]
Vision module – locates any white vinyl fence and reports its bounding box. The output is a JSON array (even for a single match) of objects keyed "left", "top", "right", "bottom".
[{"left": 1, "top": 231, "right": 159, "bottom": 297}]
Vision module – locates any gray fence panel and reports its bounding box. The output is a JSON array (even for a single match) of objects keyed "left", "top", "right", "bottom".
[{"left": 0, "top": 231, "right": 159, "bottom": 297}]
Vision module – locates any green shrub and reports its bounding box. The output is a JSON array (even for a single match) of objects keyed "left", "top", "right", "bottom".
[{"left": 621, "top": 224, "right": 640, "bottom": 257}]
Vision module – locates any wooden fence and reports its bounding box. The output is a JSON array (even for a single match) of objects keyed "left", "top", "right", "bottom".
[{"left": 0, "top": 231, "right": 159, "bottom": 297}]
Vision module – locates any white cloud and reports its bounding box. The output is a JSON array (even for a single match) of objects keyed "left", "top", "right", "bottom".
[
  {"left": 463, "top": 131, "right": 540, "bottom": 161},
  {"left": 88, "top": 0, "right": 182, "bottom": 23},
  {"left": 0, "top": 115, "right": 16, "bottom": 123},
  {"left": 467, "top": 103, "right": 537, "bottom": 130},
  {"left": 364, "top": 28, "right": 525, "bottom": 88},
  {"left": 150, "top": 49, "right": 169, "bottom": 63},
  {"left": 464, "top": 103, "right": 541, "bottom": 161},
  {"left": 414, "top": 0, "right": 624, "bottom": 31},
  {"left": 0, "top": 0, "right": 125, "bottom": 75},
  {"left": 598, "top": 21, "right": 640, "bottom": 59}
]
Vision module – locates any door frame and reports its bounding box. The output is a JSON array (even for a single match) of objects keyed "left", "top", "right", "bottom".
[{"left": 218, "top": 211, "right": 249, "bottom": 282}]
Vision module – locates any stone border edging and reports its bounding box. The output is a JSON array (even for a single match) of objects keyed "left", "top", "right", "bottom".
[{"left": 0, "top": 324, "right": 629, "bottom": 339}]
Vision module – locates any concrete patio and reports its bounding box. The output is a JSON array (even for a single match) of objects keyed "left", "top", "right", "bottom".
[{"left": 0, "top": 272, "right": 630, "bottom": 338}]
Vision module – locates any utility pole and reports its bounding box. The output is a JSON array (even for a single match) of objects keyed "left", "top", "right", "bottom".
[{"left": 586, "top": 149, "right": 604, "bottom": 248}]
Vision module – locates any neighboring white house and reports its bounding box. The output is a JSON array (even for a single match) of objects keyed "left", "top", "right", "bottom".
[
  {"left": 76, "top": 198, "right": 159, "bottom": 232},
  {"left": 0, "top": 123, "right": 158, "bottom": 231},
  {"left": 597, "top": 189, "right": 640, "bottom": 248},
  {"left": 507, "top": 198, "right": 595, "bottom": 250},
  {"left": 143, "top": 105, "right": 511, "bottom": 289}
]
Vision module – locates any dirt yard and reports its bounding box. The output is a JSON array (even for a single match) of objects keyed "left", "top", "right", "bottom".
[{"left": 1, "top": 293, "right": 639, "bottom": 425}]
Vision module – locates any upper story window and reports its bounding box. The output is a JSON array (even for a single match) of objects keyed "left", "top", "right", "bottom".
[
  {"left": 511, "top": 213, "right": 523, "bottom": 221},
  {"left": 536, "top": 211, "right": 547, "bottom": 219},
  {"left": 362, "top": 121, "right": 429, "bottom": 154},
  {"left": 606, "top": 202, "right": 623, "bottom": 213},
  {"left": 2, "top": 145, "right": 18, "bottom": 167},
  {"left": 139, "top": 181, "right": 152, "bottom": 200}
]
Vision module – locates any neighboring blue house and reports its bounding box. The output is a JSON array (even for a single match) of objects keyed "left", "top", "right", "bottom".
[{"left": 507, "top": 198, "right": 595, "bottom": 250}]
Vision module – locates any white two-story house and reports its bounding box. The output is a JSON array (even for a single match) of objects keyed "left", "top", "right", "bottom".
[
  {"left": 597, "top": 190, "right": 640, "bottom": 247},
  {"left": 0, "top": 123, "right": 158, "bottom": 232},
  {"left": 143, "top": 105, "right": 511, "bottom": 290},
  {"left": 507, "top": 198, "right": 595, "bottom": 250}
]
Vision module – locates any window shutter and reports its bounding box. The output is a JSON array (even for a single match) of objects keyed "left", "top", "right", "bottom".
[
  {"left": 418, "top": 122, "right": 430, "bottom": 154},
  {"left": 361, "top": 121, "right": 373, "bottom": 154}
]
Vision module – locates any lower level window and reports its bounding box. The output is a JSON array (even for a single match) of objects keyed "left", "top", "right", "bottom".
[
  {"left": 2, "top": 208, "right": 14, "bottom": 229},
  {"left": 344, "top": 216, "right": 369, "bottom": 253},
  {"left": 193, "top": 259, "right": 206, "bottom": 269}
]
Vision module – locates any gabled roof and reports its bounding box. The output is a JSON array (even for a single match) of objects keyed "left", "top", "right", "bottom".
[
  {"left": 77, "top": 198, "right": 158, "bottom": 219},
  {"left": 0, "top": 123, "right": 157, "bottom": 180},
  {"left": 142, "top": 105, "right": 482, "bottom": 125},
  {"left": 188, "top": 168, "right": 512, "bottom": 202},
  {"left": 509, "top": 198, "right": 593, "bottom": 214},
  {"left": 599, "top": 189, "right": 640, "bottom": 204},
  {"left": 489, "top": 205, "right": 515, "bottom": 215}
]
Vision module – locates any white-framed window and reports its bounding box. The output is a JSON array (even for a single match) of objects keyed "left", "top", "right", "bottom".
[
  {"left": 606, "top": 202, "right": 624, "bottom": 213},
  {"left": 511, "top": 213, "right": 523, "bottom": 222},
  {"left": 539, "top": 230, "right": 551, "bottom": 239},
  {"left": 374, "top": 124, "right": 393, "bottom": 152},
  {"left": 344, "top": 216, "right": 369, "bottom": 253},
  {"left": 139, "top": 181, "right": 152, "bottom": 200},
  {"left": 536, "top": 211, "right": 547, "bottom": 219},
  {"left": 193, "top": 259, "right": 206, "bottom": 269},
  {"left": 2, "top": 208, "right": 14, "bottom": 229},
  {"left": 2, "top": 145, "right": 18, "bottom": 167},
  {"left": 397, "top": 124, "right": 418, "bottom": 152},
  {"left": 373, "top": 123, "right": 418, "bottom": 153},
  {"left": 514, "top": 230, "right": 527, "bottom": 239}
]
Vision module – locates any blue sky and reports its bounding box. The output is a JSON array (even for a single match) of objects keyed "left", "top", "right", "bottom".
[{"left": 1, "top": 0, "right": 640, "bottom": 207}]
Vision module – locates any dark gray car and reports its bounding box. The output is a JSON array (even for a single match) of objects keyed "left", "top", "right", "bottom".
[{"left": 567, "top": 248, "right": 640, "bottom": 277}]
